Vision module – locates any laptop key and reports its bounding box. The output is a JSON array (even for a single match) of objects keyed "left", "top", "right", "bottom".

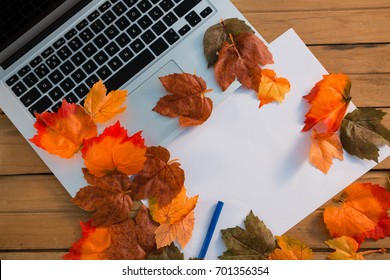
[
  {"left": 174, "top": 0, "right": 202, "bottom": 17},
  {"left": 113, "top": 2, "right": 127, "bottom": 16},
  {"left": 94, "top": 51, "right": 109, "bottom": 64},
  {"left": 87, "top": 10, "right": 100, "bottom": 22},
  {"left": 97, "top": 65, "right": 112, "bottom": 81},
  {"left": 141, "top": 30, "right": 156, "bottom": 44},
  {"left": 49, "top": 70, "right": 64, "bottom": 84},
  {"left": 127, "top": 24, "right": 142, "bottom": 39},
  {"left": 42, "top": 47, "right": 54, "bottom": 58},
  {"left": 37, "top": 78, "right": 53, "bottom": 93},
  {"left": 124, "top": 0, "right": 137, "bottom": 7},
  {"left": 29, "top": 96, "right": 53, "bottom": 116},
  {"left": 60, "top": 78, "right": 76, "bottom": 92},
  {"left": 68, "top": 37, "right": 84, "bottom": 51},
  {"left": 64, "top": 92, "right": 79, "bottom": 104},
  {"left": 71, "top": 51, "right": 87, "bottom": 66},
  {"left": 163, "top": 29, "right": 180, "bottom": 45},
  {"left": 60, "top": 61, "right": 75, "bottom": 75},
  {"left": 18, "top": 65, "right": 31, "bottom": 77},
  {"left": 138, "top": 15, "right": 153, "bottom": 30},
  {"left": 130, "top": 39, "right": 145, "bottom": 53},
  {"left": 57, "top": 46, "right": 72, "bottom": 60},
  {"left": 127, "top": 7, "right": 141, "bottom": 21},
  {"left": 102, "top": 10, "right": 116, "bottom": 25},
  {"left": 35, "top": 64, "right": 50, "bottom": 78},
  {"left": 163, "top": 12, "right": 178, "bottom": 27},
  {"left": 53, "top": 38, "right": 66, "bottom": 49},
  {"left": 105, "top": 49, "right": 155, "bottom": 91},
  {"left": 51, "top": 102, "right": 62, "bottom": 113},
  {"left": 160, "top": 0, "right": 174, "bottom": 12},
  {"left": 11, "top": 82, "right": 27, "bottom": 97},
  {"left": 21, "top": 88, "right": 41, "bottom": 107},
  {"left": 185, "top": 11, "right": 201, "bottom": 27},
  {"left": 94, "top": 34, "right": 109, "bottom": 48},
  {"left": 105, "top": 42, "right": 120, "bottom": 56},
  {"left": 108, "top": 57, "right": 123, "bottom": 71},
  {"left": 72, "top": 69, "right": 87, "bottom": 83},
  {"left": 82, "top": 43, "right": 98, "bottom": 57},
  {"left": 86, "top": 74, "right": 100, "bottom": 88},
  {"left": 150, "top": 38, "right": 169, "bottom": 56},
  {"left": 49, "top": 87, "right": 65, "bottom": 102},
  {"left": 119, "top": 48, "right": 134, "bottom": 62},
  {"left": 91, "top": 19, "right": 105, "bottom": 34},
  {"left": 116, "top": 33, "right": 131, "bottom": 47},
  {"left": 6, "top": 74, "right": 18, "bottom": 86},
  {"left": 82, "top": 60, "right": 98, "bottom": 75},
  {"left": 152, "top": 21, "right": 167, "bottom": 35},
  {"left": 149, "top": 6, "right": 164, "bottom": 21},
  {"left": 80, "top": 28, "right": 94, "bottom": 43},
  {"left": 200, "top": 6, "right": 213, "bottom": 18},
  {"left": 99, "top": 1, "right": 112, "bottom": 12},
  {"left": 30, "top": 56, "right": 43, "bottom": 68},
  {"left": 105, "top": 25, "right": 120, "bottom": 39},
  {"left": 115, "top": 16, "right": 130, "bottom": 31},
  {"left": 23, "top": 72, "right": 39, "bottom": 87},
  {"left": 138, "top": 0, "right": 152, "bottom": 13},
  {"left": 46, "top": 55, "right": 61, "bottom": 70},
  {"left": 76, "top": 19, "right": 89, "bottom": 31},
  {"left": 74, "top": 83, "right": 90, "bottom": 99},
  {"left": 65, "top": 28, "right": 77, "bottom": 40}
]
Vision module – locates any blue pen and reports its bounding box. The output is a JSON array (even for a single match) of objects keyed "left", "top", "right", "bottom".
[{"left": 198, "top": 201, "right": 224, "bottom": 259}]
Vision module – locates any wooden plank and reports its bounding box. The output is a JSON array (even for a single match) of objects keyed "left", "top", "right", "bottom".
[
  {"left": 231, "top": 0, "right": 390, "bottom": 12},
  {"left": 309, "top": 44, "right": 390, "bottom": 74},
  {"left": 244, "top": 10, "right": 390, "bottom": 44},
  {"left": 349, "top": 74, "right": 390, "bottom": 108}
]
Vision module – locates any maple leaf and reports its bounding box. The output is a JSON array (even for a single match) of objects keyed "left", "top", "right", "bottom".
[
  {"left": 269, "top": 236, "right": 312, "bottom": 260},
  {"left": 309, "top": 129, "right": 344, "bottom": 174},
  {"left": 63, "top": 220, "right": 111, "bottom": 260},
  {"left": 153, "top": 73, "right": 213, "bottom": 126},
  {"left": 83, "top": 80, "right": 127, "bottom": 123},
  {"left": 149, "top": 187, "right": 198, "bottom": 249},
  {"left": 105, "top": 205, "right": 158, "bottom": 260},
  {"left": 130, "top": 146, "right": 185, "bottom": 206},
  {"left": 203, "top": 18, "right": 254, "bottom": 67},
  {"left": 302, "top": 73, "right": 352, "bottom": 133},
  {"left": 146, "top": 243, "right": 184, "bottom": 260},
  {"left": 30, "top": 99, "right": 97, "bottom": 158},
  {"left": 340, "top": 108, "right": 390, "bottom": 162},
  {"left": 72, "top": 168, "right": 133, "bottom": 227},
  {"left": 325, "top": 236, "right": 386, "bottom": 260},
  {"left": 214, "top": 32, "right": 274, "bottom": 91},
  {"left": 82, "top": 121, "right": 146, "bottom": 177},
  {"left": 257, "top": 69, "right": 291, "bottom": 108},
  {"left": 324, "top": 182, "right": 390, "bottom": 244},
  {"left": 219, "top": 211, "right": 275, "bottom": 260}
]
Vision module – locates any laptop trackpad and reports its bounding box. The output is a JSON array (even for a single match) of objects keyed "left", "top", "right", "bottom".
[{"left": 120, "top": 60, "right": 183, "bottom": 146}]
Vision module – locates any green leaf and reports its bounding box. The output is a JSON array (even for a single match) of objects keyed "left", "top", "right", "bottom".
[
  {"left": 146, "top": 243, "right": 184, "bottom": 260},
  {"left": 218, "top": 211, "right": 275, "bottom": 260},
  {"left": 203, "top": 18, "right": 254, "bottom": 67},
  {"left": 340, "top": 108, "right": 390, "bottom": 162}
]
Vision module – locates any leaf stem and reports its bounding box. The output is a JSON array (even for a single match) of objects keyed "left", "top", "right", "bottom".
[
  {"left": 360, "top": 248, "right": 386, "bottom": 256},
  {"left": 229, "top": 33, "right": 241, "bottom": 59}
]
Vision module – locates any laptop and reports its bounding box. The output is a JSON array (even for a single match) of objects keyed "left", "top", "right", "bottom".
[{"left": 0, "top": 0, "right": 266, "bottom": 196}]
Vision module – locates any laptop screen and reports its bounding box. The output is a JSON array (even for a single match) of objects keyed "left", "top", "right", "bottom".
[{"left": 0, "top": 0, "right": 67, "bottom": 53}]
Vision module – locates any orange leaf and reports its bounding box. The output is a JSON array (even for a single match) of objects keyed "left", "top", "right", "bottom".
[
  {"left": 82, "top": 121, "right": 146, "bottom": 177},
  {"left": 309, "top": 129, "right": 344, "bottom": 174},
  {"left": 149, "top": 187, "right": 198, "bottom": 249},
  {"left": 72, "top": 169, "right": 133, "bottom": 227},
  {"left": 30, "top": 99, "right": 97, "bottom": 158},
  {"left": 153, "top": 73, "right": 213, "bottom": 126},
  {"left": 131, "top": 146, "right": 185, "bottom": 206},
  {"left": 63, "top": 220, "right": 111, "bottom": 260},
  {"left": 325, "top": 236, "right": 364, "bottom": 260},
  {"left": 214, "top": 32, "right": 273, "bottom": 91},
  {"left": 324, "top": 182, "right": 390, "bottom": 244},
  {"left": 302, "top": 73, "right": 351, "bottom": 133},
  {"left": 258, "top": 69, "right": 291, "bottom": 108},
  {"left": 83, "top": 80, "right": 127, "bottom": 123},
  {"left": 269, "top": 236, "right": 312, "bottom": 260}
]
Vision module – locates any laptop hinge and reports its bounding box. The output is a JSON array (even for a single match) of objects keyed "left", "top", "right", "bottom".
[{"left": 1, "top": 0, "right": 92, "bottom": 70}]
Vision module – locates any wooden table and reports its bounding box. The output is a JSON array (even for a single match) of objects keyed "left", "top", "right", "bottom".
[{"left": 1, "top": 0, "right": 389, "bottom": 260}]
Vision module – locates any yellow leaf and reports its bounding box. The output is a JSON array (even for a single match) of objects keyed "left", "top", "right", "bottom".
[
  {"left": 325, "top": 236, "right": 364, "bottom": 260},
  {"left": 84, "top": 80, "right": 127, "bottom": 123},
  {"left": 269, "top": 236, "right": 312, "bottom": 260},
  {"left": 258, "top": 69, "right": 290, "bottom": 108}
]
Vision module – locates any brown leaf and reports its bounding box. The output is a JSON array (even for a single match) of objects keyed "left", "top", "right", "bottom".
[
  {"left": 72, "top": 168, "right": 133, "bottom": 227},
  {"left": 153, "top": 73, "right": 213, "bottom": 126},
  {"left": 130, "top": 146, "right": 185, "bottom": 206}
]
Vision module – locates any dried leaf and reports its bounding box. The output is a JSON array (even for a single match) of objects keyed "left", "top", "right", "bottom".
[
  {"left": 302, "top": 73, "right": 351, "bottom": 133},
  {"left": 83, "top": 80, "right": 127, "bottom": 123},
  {"left": 203, "top": 18, "right": 254, "bottom": 67},
  {"left": 214, "top": 32, "right": 273, "bottom": 91},
  {"left": 30, "top": 99, "right": 97, "bottom": 158},
  {"left": 72, "top": 169, "right": 133, "bottom": 227},
  {"left": 340, "top": 108, "right": 390, "bottom": 162},
  {"left": 324, "top": 182, "right": 390, "bottom": 244},
  {"left": 82, "top": 121, "right": 146, "bottom": 177},
  {"left": 146, "top": 243, "right": 184, "bottom": 260},
  {"left": 219, "top": 211, "right": 275, "bottom": 260},
  {"left": 257, "top": 69, "right": 291, "bottom": 108},
  {"left": 153, "top": 73, "right": 213, "bottom": 126},
  {"left": 131, "top": 146, "right": 185, "bottom": 206},
  {"left": 63, "top": 220, "right": 111, "bottom": 260},
  {"left": 309, "top": 129, "right": 344, "bottom": 174},
  {"left": 149, "top": 187, "right": 198, "bottom": 249},
  {"left": 269, "top": 236, "right": 312, "bottom": 260}
]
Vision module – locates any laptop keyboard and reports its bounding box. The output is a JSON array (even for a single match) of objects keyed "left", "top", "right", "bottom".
[{"left": 5, "top": 0, "right": 214, "bottom": 117}]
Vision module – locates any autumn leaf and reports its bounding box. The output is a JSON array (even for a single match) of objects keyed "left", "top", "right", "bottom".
[
  {"left": 324, "top": 182, "right": 390, "bottom": 244},
  {"left": 257, "top": 69, "right": 291, "bottom": 108},
  {"left": 340, "top": 108, "right": 390, "bottom": 162},
  {"left": 131, "top": 146, "right": 185, "bottom": 206},
  {"left": 325, "top": 236, "right": 386, "bottom": 260},
  {"left": 219, "top": 211, "right": 275, "bottom": 260},
  {"left": 203, "top": 18, "right": 254, "bottom": 67},
  {"left": 82, "top": 121, "right": 146, "bottom": 177},
  {"left": 309, "top": 129, "right": 344, "bottom": 174},
  {"left": 72, "top": 169, "right": 133, "bottom": 227},
  {"left": 302, "top": 73, "right": 352, "bottom": 133},
  {"left": 30, "top": 99, "right": 97, "bottom": 158},
  {"left": 146, "top": 243, "right": 184, "bottom": 260},
  {"left": 269, "top": 236, "right": 312, "bottom": 260},
  {"left": 153, "top": 73, "right": 213, "bottom": 126},
  {"left": 63, "top": 220, "right": 111, "bottom": 260},
  {"left": 83, "top": 80, "right": 127, "bottom": 123},
  {"left": 214, "top": 32, "right": 273, "bottom": 91},
  {"left": 149, "top": 187, "right": 198, "bottom": 249},
  {"left": 105, "top": 205, "right": 158, "bottom": 260}
]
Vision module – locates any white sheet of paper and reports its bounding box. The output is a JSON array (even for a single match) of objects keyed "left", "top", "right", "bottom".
[{"left": 166, "top": 29, "right": 390, "bottom": 259}]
